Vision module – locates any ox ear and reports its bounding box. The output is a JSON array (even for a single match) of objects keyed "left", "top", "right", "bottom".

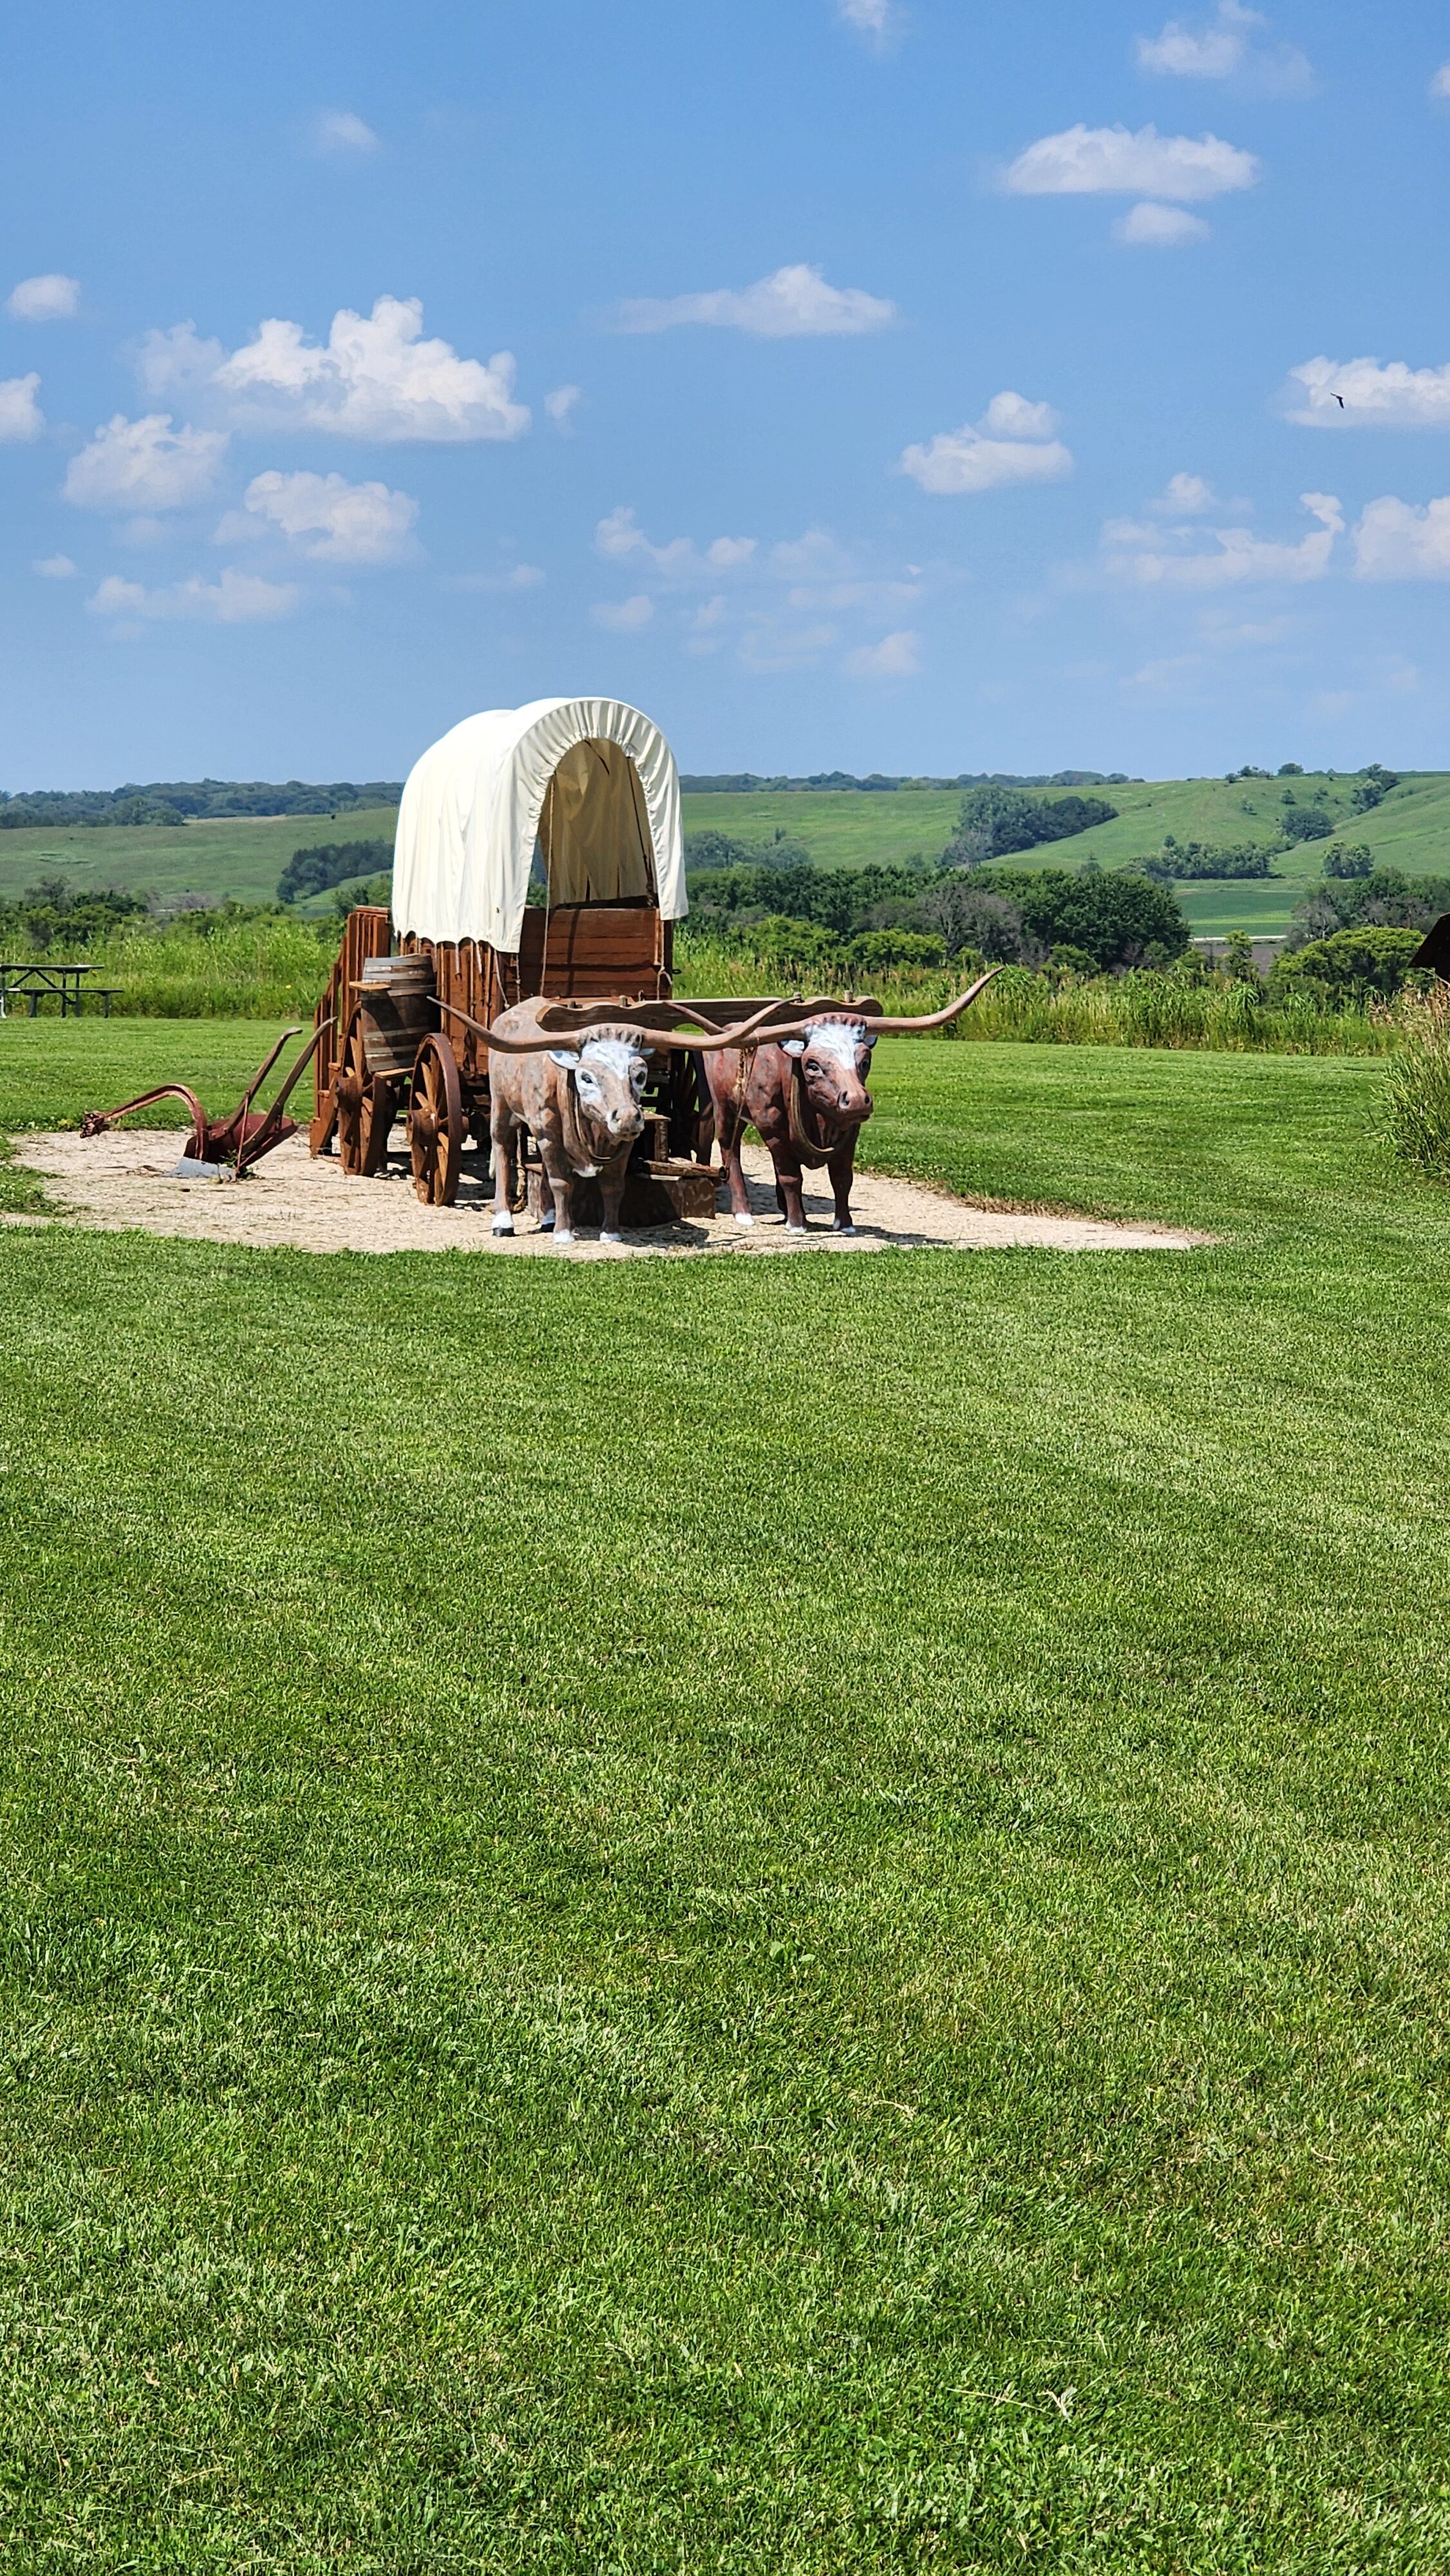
[
  {"left": 782, "top": 1036, "right": 807, "bottom": 1057},
  {"left": 547, "top": 1048, "right": 578, "bottom": 1071}
]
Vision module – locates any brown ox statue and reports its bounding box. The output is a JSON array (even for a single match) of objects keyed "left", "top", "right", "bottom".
[
  {"left": 702, "top": 975, "right": 1000, "bottom": 1235},
  {"left": 434, "top": 996, "right": 788, "bottom": 1247}
]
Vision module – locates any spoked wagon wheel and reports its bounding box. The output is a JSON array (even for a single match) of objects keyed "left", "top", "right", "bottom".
[
  {"left": 335, "top": 1011, "right": 396, "bottom": 1178},
  {"left": 409, "top": 1033, "right": 463, "bottom": 1206}
]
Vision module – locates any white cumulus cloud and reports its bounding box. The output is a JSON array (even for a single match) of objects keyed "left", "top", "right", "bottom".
[
  {"left": 33, "top": 553, "right": 77, "bottom": 578},
  {"left": 1115, "top": 200, "right": 1211, "bottom": 244},
  {"left": 1104, "top": 489, "right": 1341, "bottom": 587},
  {"left": 845, "top": 630, "right": 920, "bottom": 678},
  {"left": 1433, "top": 62, "right": 1450, "bottom": 100},
  {"left": 592, "top": 594, "right": 655, "bottom": 632},
  {"left": 545, "top": 384, "right": 582, "bottom": 430},
  {"left": 6, "top": 272, "right": 80, "bottom": 321},
  {"left": 0, "top": 374, "right": 44, "bottom": 441},
  {"left": 595, "top": 506, "right": 757, "bottom": 582},
  {"left": 1004, "top": 120, "right": 1258, "bottom": 200},
  {"left": 609, "top": 263, "right": 896, "bottom": 337},
  {"left": 1135, "top": 3, "right": 1313, "bottom": 95},
  {"left": 1286, "top": 355, "right": 1450, "bottom": 429},
  {"left": 314, "top": 110, "right": 380, "bottom": 153},
  {"left": 897, "top": 391, "right": 1073, "bottom": 495},
  {"left": 64, "top": 413, "right": 229, "bottom": 511},
  {"left": 224, "top": 468, "right": 419, "bottom": 562},
  {"left": 838, "top": 0, "right": 903, "bottom": 43},
  {"left": 1353, "top": 497, "right": 1450, "bottom": 580},
  {"left": 88, "top": 567, "right": 300, "bottom": 623},
  {"left": 1156, "top": 471, "right": 1218, "bottom": 511},
  {"left": 138, "top": 298, "right": 528, "bottom": 442}
]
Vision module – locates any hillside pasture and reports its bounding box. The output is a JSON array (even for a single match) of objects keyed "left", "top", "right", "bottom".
[
  {"left": 0, "top": 806, "right": 400, "bottom": 912},
  {"left": 2, "top": 1028, "right": 1450, "bottom": 2564},
  {"left": 3, "top": 774, "right": 1448, "bottom": 956}
]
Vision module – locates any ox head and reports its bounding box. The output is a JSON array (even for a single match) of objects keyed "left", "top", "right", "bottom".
[
  {"left": 547, "top": 1030, "right": 650, "bottom": 1154},
  {"left": 782, "top": 1016, "right": 876, "bottom": 1131}
]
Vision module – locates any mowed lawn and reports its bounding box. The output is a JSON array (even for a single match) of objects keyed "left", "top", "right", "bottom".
[{"left": 3, "top": 1026, "right": 1450, "bottom": 2570}]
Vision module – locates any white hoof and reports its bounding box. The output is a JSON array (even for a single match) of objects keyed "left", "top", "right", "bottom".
[
  {"left": 834, "top": 1222, "right": 856, "bottom": 1236},
  {"left": 491, "top": 1215, "right": 514, "bottom": 1236},
  {"left": 787, "top": 1225, "right": 809, "bottom": 1237},
  {"left": 552, "top": 1229, "right": 575, "bottom": 1247},
  {"left": 599, "top": 1230, "right": 622, "bottom": 1244},
  {"left": 733, "top": 1211, "right": 755, "bottom": 1230}
]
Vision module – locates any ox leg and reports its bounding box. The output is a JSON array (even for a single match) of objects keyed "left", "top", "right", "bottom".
[
  {"left": 718, "top": 1110, "right": 755, "bottom": 1229},
  {"left": 772, "top": 1151, "right": 809, "bottom": 1235},
  {"left": 598, "top": 1146, "right": 632, "bottom": 1244},
  {"left": 489, "top": 1104, "right": 517, "bottom": 1235},
  {"left": 828, "top": 1142, "right": 858, "bottom": 1234},
  {"left": 536, "top": 1140, "right": 576, "bottom": 1245}
]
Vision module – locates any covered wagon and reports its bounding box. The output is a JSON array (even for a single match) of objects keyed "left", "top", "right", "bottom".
[{"left": 308, "top": 697, "right": 720, "bottom": 1217}]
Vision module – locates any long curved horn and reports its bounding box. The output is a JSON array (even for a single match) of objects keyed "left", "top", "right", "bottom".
[
  {"left": 431, "top": 995, "right": 792, "bottom": 1054},
  {"left": 856, "top": 969, "right": 1003, "bottom": 1034},
  {"left": 698, "top": 972, "right": 1003, "bottom": 1053}
]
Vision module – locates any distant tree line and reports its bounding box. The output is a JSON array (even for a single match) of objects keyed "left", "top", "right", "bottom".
[
  {"left": 0, "top": 879, "right": 150, "bottom": 952},
  {"left": 686, "top": 854, "right": 1189, "bottom": 974},
  {"left": 1139, "top": 840, "right": 1274, "bottom": 882},
  {"left": 0, "top": 779, "right": 403, "bottom": 830},
  {"left": 277, "top": 840, "right": 394, "bottom": 905},
  {"left": 680, "top": 770, "right": 1132, "bottom": 793},
  {"left": 945, "top": 784, "right": 1120, "bottom": 866}
]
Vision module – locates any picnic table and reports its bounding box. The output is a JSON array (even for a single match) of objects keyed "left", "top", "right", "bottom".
[{"left": 0, "top": 963, "right": 118, "bottom": 1018}]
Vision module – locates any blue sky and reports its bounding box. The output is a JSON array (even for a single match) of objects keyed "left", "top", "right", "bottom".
[{"left": 4, "top": 0, "right": 1450, "bottom": 786}]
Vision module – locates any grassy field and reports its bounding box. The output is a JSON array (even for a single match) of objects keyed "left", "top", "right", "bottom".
[
  {"left": 3, "top": 1021, "right": 1450, "bottom": 2568},
  {"left": 5, "top": 776, "right": 1448, "bottom": 945}
]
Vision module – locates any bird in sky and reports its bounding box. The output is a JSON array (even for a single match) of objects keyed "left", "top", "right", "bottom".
[{"left": 1333, "top": 393, "right": 1346, "bottom": 408}]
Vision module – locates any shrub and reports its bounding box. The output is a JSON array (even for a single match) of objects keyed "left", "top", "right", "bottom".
[
  {"left": 1281, "top": 806, "right": 1335, "bottom": 843},
  {"left": 1274, "top": 925, "right": 1425, "bottom": 999},
  {"left": 1386, "top": 986, "right": 1450, "bottom": 1177},
  {"left": 845, "top": 928, "right": 946, "bottom": 974},
  {"left": 684, "top": 828, "right": 810, "bottom": 874},
  {"left": 975, "top": 866, "right": 1189, "bottom": 970},
  {"left": 1323, "top": 844, "right": 1374, "bottom": 880}
]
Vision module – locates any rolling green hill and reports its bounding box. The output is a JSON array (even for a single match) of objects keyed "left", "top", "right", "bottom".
[
  {"left": 0, "top": 809, "right": 400, "bottom": 914},
  {"left": 2, "top": 775, "right": 1447, "bottom": 942}
]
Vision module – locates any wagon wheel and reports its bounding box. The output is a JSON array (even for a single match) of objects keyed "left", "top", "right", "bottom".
[
  {"left": 335, "top": 1011, "right": 395, "bottom": 1178},
  {"left": 409, "top": 1033, "right": 464, "bottom": 1206}
]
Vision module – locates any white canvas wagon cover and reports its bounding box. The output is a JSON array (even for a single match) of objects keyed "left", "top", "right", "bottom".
[{"left": 390, "top": 697, "right": 687, "bottom": 952}]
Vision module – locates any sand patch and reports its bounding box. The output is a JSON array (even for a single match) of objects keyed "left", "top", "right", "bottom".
[{"left": 10, "top": 1129, "right": 1214, "bottom": 1260}]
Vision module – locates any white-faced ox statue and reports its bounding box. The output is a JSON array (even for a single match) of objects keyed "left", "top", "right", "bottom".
[
  {"left": 702, "top": 975, "right": 999, "bottom": 1235},
  {"left": 439, "top": 996, "right": 786, "bottom": 1247}
]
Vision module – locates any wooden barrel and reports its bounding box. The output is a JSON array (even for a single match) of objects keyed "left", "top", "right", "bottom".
[{"left": 357, "top": 952, "right": 437, "bottom": 1077}]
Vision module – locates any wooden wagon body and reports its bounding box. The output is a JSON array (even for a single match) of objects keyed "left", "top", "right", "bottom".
[{"left": 308, "top": 700, "right": 713, "bottom": 1213}]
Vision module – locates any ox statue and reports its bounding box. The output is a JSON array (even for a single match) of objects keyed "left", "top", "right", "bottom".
[
  {"left": 485, "top": 1003, "right": 651, "bottom": 1244},
  {"left": 435, "top": 996, "right": 787, "bottom": 1247},
  {"left": 702, "top": 976, "right": 999, "bottom": 1235}
]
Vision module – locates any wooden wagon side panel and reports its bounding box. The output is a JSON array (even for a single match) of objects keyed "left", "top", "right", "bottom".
[
  {"left": 309, "top": 905, "right": 391, "bottom": 1153},
  {"left": 519, "top": 902, "right": 670, "bottom": 1001}
]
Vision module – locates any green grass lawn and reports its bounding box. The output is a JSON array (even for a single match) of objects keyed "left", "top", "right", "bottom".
[{"left": 3, "top": 1025, "right": 1450, "bottom": 2568}]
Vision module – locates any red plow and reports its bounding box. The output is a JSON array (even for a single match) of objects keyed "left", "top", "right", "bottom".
[{"left": 80, "top": 1023, "right": 327, "bottom": 1178}]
